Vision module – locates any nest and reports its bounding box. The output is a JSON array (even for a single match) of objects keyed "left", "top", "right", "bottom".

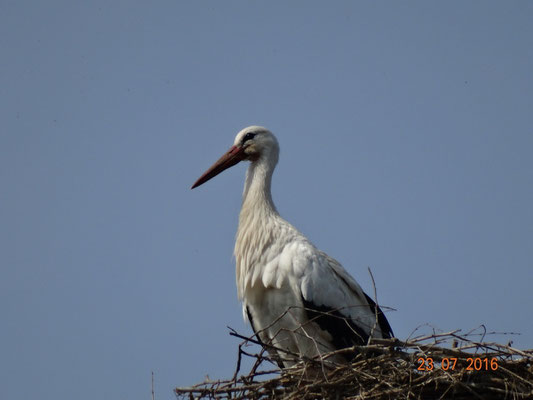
[{"left": 175, "top": 327, "right": 533, "bottom": 399}]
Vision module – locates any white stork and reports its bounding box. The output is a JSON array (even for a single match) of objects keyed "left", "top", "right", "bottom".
[{"left": 191, "top": 126, "right": 393, "bottom": 367}]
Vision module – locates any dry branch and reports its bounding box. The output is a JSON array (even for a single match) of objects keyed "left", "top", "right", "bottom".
[{"left": 175, "top": 328, "right": 532, "bottom": 400}]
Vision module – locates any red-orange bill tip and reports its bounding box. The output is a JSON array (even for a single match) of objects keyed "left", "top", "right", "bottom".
[{"left": 191, "top": 145, "right": 247, "bottom": 189}]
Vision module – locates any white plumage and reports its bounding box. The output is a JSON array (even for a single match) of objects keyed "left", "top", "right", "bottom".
[{"left": 192, "top": 126, "right": 393, "bottom": 366}]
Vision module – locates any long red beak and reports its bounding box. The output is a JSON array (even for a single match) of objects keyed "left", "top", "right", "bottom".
[{"left": 191, "top": 145, "right": 247, "bottom": 189}]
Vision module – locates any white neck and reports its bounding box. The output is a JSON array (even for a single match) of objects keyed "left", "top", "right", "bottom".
[
  {"left": 242, "top": 155, "right": 277, "bottom": 216},
  {"left": 235, "top": 154, "right": 282, "bottom": 298}
]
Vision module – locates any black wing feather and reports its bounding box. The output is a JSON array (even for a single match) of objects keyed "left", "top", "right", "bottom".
[
  {"left": 302, "top": 293, "right": 394, "bottom": 356},
  {"left": 302, "top": 298, "right": 371, "bottom": 350},
  {"left": 363, "top": 293, "right": 394, "bottom": 338}
]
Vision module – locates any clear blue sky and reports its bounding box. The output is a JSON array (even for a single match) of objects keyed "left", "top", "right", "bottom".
[{"left": 2, "top": 1, "right": 532, "bottom": 399}]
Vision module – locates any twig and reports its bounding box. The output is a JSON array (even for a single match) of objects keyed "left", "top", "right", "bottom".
[
  {"left": 175, "top": 327, "right": 532, "bottom": 400},
  {"left": 151, "top": 371, "right": 155, "bottom": 400}
]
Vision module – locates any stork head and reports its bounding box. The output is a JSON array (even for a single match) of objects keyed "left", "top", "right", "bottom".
[{"left": 191, "top": 126, "right": 279, "bottom": 189}]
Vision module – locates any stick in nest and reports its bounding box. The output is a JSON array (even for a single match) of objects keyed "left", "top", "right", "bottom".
[{"left": 175, "top": 328, "right": 533, "bottom": 400}]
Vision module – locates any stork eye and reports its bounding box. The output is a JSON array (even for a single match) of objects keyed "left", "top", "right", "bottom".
[{"left": 242, "top": 132, "right": 256, "bottom": 145}]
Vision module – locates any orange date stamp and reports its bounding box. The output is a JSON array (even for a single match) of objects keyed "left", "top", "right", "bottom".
[{"left": 417, "top": 357, "right": 499, "bottom": 371}]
